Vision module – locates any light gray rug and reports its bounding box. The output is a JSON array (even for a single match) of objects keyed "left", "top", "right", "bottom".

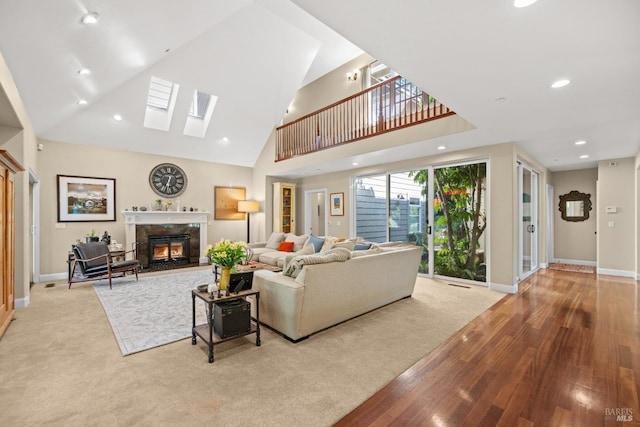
[{"left": 93, "top": 269, "right": 213, "bottom": 355}]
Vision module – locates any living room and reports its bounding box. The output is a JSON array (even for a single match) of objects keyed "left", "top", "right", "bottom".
[{"left": 1, "top": 1, "right": 639, "bottom": 424}]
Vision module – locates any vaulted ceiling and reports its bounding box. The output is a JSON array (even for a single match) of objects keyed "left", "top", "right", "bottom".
[{"left": 1, "top": 0, "right": 639, "bottom": 172}]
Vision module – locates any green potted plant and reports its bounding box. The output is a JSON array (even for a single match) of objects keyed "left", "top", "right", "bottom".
[
  {"left": 154, "top": 198, "right": 163, "bottom": 211},
  {"left": 85, "top": 229, "right": 99, "bottom": 243}
]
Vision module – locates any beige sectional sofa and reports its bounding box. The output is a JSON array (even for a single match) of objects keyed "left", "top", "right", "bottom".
[
  {"left": 247, "top": 232, "right": 310, "bottom": 268},
  {"left": 252, "top": 243, "right": 423, "bottom": 342}
]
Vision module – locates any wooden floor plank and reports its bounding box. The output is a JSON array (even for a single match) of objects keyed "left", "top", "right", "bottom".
[{"left": 335, "top": 269, "right": 640, "bottom": 426}]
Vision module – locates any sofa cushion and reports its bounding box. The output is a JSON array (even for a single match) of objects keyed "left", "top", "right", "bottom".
[
  {"left": 320, "top": 236, "right": 342, "bottom": 252},
  {"left": 266, "top": 232, "right": 286, "bottom": 249},
  {"left": 285, "top": 233, "right": 309, "bottom": 252},
  {"left": 283, "top": 244, "right": 314, "bottom": 271},
  {"left": 354, "top": 243, "right": 372, "bottom": 251},
  {"left": 332, "top": 240, "right": 356, "bottom": 251},
  {"left": 277, "top": 241, "right": 295, "bottom": 252},
  {"left": 283, "top": 247, "right": 352, "bottom": 278},
  {"left": 259, "top": 251, "right": 285, "bottom": 266},
  {"left": 307, "top": 234, "right": 325, "bottom": 253}
]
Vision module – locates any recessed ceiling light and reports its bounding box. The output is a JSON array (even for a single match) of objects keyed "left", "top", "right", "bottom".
[
  {"left": 579, "top": 154, "right": 589, "bottom": 159},
  {"left": 77, "top": 99, "right": 87, "bottom": 105},
  {"left": 222, "top": 137, "right": 229, "bottom": 142},
  {"left": 77, "top": 68, "right": 91, "bottom": 76},
  {"left": 81, "top": 12, "right": 100, "bottom": 25},
  {"left": 352, "top": 162, "right": 358, "bottom": 166},
  {"left": 551, "top": 79, "right": 570, "bottom": 89},
  {"left": 113, "top": 114, "right": 122, "bottom": 121},
  {"left": 513, "top": 0, "right": 538, "bottom": 7},
  {"left": 437, "top": 145, "right": 446, "bottom": 150},
  {"left": 574, "top": 140, "right": 586, "bottom": 145}
]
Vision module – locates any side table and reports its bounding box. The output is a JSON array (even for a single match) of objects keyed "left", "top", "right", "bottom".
[{"left": 191, "top": 288, "right": 261, "bottom": 363}]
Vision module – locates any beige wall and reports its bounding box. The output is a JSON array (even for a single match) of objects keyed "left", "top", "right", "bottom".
[
  {"left": 597, "top": 157, "right": 635, "bottom": 275},
  {"left": 284, "top": 53, "right": 374, "bottom": 123},
  {"left": 292, "top": 142, "right": 524, "bottom": 291},
  {"left": 0, "top": 49, "right": 38, "bottom": 306},
  {"left": 550, "top": 168, "right": 598, "bottom": 263},
  {"left": 38, "top": 139, "right": 253, "bottom": 277}
]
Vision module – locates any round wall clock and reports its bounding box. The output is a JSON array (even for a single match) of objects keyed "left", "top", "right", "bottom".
[{"left": 149, "top": 163, "right": 188, "bottom": 197}]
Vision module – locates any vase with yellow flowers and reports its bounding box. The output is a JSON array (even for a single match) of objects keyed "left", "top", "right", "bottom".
[{"left": 205, "top": 239, "right": 247, "bottom": 290}]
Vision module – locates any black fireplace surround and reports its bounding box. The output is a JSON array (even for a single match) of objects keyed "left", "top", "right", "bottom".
[{"left": 136, "top": 224, "right": 200, "bottom": 270}]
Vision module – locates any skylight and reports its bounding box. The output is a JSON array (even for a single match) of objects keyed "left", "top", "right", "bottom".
[
  {"left": 147, "top": 76, "right": 174, "bottom": 110},
  {"left": 184, "top": 90, "right": 217, "bottom": 138},
  {"left": 189, "top": 91, "right": 211, "bottom": 119},
  {"left": 143, "top": 76, "right": 180, "bottom": 132}
]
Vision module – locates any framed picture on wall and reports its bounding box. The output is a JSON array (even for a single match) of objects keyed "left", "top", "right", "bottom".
[
  {"left": 57, "top": 175, "right": 116, "bottom": 222},
  {"left": 215, "top": 186, "right": 246, "bottom": 220},
  {"left": 330, "top": 192, "right": 344, "bottom": 216}
]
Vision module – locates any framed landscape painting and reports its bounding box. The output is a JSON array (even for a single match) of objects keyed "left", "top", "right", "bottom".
[
  {"left": 57, "top": 175, "right": 116, "bottom": 222},
  {"left": 215, "top": 186, "right": 246, "bottom": 220}
]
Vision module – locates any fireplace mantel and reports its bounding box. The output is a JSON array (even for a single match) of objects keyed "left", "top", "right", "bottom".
[{"left": 122, "top": 211, "right": 210, "bottom": 264}]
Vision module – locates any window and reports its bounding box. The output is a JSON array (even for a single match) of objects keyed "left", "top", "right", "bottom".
[{"left": 143, "top": 76, "right": 180, "bottom": 132}]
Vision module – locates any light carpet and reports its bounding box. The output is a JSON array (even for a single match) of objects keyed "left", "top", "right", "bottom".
[
  {"left": 1, "top": 272, "right": 505, "bottom": 426},
  {"left": 93, "top": 269, "right": 213, "bottom": 355}
]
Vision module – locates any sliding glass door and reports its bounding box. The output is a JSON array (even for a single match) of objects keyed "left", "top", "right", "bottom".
[{"left": 354, "top": 161, "right": 487, "bottom": 283}]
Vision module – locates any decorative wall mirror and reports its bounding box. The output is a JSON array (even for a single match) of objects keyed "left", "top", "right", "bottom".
[{"left": 558, "top": 190, "right": 592, "bottom": 222}]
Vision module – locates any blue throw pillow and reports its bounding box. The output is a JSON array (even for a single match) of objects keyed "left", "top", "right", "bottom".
[
  {"left": 354, "top": 243, "right": 372, "bottom": 251},
  {"left": 308, "top": 234, "right": 325, "bottom": 253}
]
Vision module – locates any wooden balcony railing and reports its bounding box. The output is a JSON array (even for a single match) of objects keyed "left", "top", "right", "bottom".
[{"left": 275, "top": 75, "right": 455, "bottom": 161}]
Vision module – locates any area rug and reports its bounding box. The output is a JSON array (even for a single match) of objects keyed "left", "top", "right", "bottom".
[
  {"left": 93, "top": 269, "right": 213, "bottom": 355},
  {"left": 549, "top": 263, "right": 596, "bottom": 273}
]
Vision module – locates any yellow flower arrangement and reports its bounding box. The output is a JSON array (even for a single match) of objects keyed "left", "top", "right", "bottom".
[{"left": 204, "top": 239, "right": 247, "bottom": 268}]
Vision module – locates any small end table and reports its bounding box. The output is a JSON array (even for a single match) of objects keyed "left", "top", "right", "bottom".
[{"left": 191, "top": 288, "right": 261, "bottom": 363}]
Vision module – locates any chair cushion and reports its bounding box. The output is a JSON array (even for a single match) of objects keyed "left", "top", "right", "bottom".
[{"left": 74, "top": 242, "right": 110, "bottom": 271}]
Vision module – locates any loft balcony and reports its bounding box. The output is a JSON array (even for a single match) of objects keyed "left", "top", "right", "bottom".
[{"left": 276, "top": 75, "right": 455, "bottom": 162}]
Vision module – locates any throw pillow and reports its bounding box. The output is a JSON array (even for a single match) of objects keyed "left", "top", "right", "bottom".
[
  {"left": 308, "top": 234, "right": 325, "bottom": 253},
  {"left": 284, "top": 233, "right": 309, "bottom": 252},
  {"left": 354, "top": 243, "right": 372, "bottom": 251},
  {"left": 277, "top": 241, "right": 295, "bottom": 252},
  {"left": 266, "top": 232, "right": 286, "bottom": 249},
  {"left": 332, "top": 241, "right": 356, "bottom": 251}
]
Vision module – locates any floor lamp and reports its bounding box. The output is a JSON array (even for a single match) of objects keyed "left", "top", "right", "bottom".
[{"left": 237, "top": 200, "right": 260, "bottom": 243}]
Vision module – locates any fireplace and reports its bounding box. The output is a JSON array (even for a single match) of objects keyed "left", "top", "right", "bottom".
[
  {"left": 148, "top": 234, "right": 190, "bottom": 268},
  {"left": 122, "top": 210, "right": 210, "bottom": 272},
  {"left": 135, "top": 224, "right": 201, "bottom": 270}
]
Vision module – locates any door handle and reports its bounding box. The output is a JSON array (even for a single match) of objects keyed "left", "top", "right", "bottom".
[{"left": 426, "top": 226, "right": 432, "bottom": 235}]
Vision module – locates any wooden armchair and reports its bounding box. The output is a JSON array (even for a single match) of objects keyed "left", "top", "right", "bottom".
[{"left": 69, "top": 242, "right": 140, "bottom": 289}]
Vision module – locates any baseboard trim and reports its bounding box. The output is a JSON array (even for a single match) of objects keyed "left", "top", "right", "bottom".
[
  {"left": 39, "top": 273, "right": 67, "bottom": 283},
  {"left": 489, "top": 282, "right": 517, "bottom": 294},
  {"left": 553, "top": 258, "right": 596, "bottom": 267},
  {"left": 596, "top": 268, "right": 635, "bottom": 278},
  {"left": 539, "top": 262, "right": 549, "bottom": 269},
  {"left": 15, "top": 296, "right": 30, "bottom": 308}
]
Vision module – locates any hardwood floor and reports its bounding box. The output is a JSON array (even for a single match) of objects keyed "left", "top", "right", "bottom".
[{"left": 335, "top": 269, "right": 640, "bottom": 426}]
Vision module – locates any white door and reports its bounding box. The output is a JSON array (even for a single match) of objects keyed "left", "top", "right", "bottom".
[{"left": 304, "top": 189, "right": 327, "bottom": 236}]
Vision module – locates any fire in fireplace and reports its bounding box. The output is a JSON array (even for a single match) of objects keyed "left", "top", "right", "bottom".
[{"left": 148, "top": 234, "right": 190, "bottom": 268}]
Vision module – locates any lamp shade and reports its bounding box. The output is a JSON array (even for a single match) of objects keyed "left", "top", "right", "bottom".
[{"left": 237, "top": 200, "right": 260, "bottom": 213}]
